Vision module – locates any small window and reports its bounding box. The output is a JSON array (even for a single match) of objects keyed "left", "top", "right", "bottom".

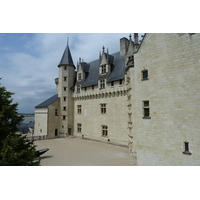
[
  {"left": 64, "top": 66, "right": 67, "bottom": 70},
  {"left": 92, "top": 85, "right": 94, "bottom": 90},
  {"left": 77, "top": 86, "right": 80, "bottom": 93},
  {"left": 100, "top": 80, "right": 105, "bottom": 89},
  {"left": 40, "top": 129, "right": 42, "bottom": 133},
  {"left": 77, "top": 105, "right": 82, "bottom": 114},
  {"left": 101, "top": 104, "right": 106, "bottom": 114},
  {"left": 63, "top": 97, "right": 66, "bottom": 101},
  {"left": 55, "top": 109, "right": 58, "bottom": 116},
  {"left": 63, "top": 116, "right": 66, "bottom": 120},
  {"left": 55, "top": 129, "right": 58, "bottom": 136},
  {"left": 128, "top": 55, "right": 134, "bottom": 61},
  {"left": 142, "top": 69, "right": 148, "bottom": 80},
  {"left": 183, "top": 142, "right": 192, "bottom": 155},
  {"left": 78, "top": 73, "right": 81, "bottom": 81},
  {"left": 119, "top": 79, "right": 123, "bottom": 85},
  {"left": 102, "top": 126, "right": 108, "bottom": 137},
  {"left": 77, "top": 123, "right": 82, "bottom": 133},
  {"left": 85, "top": 87, "right": 87, "bottom": 91},
  {"left": 111, "top": 81, "right": 114, "bottom": 87},
  {"left": 64, "top": 76, "right": 67, "bottom": 81},
  {"left": 101, "top": 65, "right": 106, "bottom": 74},
  {"left": 63, "top": 106, "right": 66, "bottom": 111},
  {"left": 143, "top": 101, "right": 150, "bottom": 119},
  {"left": 64, "top": 87, "right": 67, "bottom": 91}
]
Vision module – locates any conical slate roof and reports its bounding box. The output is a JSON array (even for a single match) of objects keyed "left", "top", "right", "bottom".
[{"left": 58, "top": 43, "right": 74, "bottom": 67}]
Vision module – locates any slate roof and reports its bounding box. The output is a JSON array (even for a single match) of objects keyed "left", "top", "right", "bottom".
[
  {"left": 35, "top": 94, "right": 59, "bottom": 108},
  {"left": 17, "top": 122, "right": 34, "bottom": 133},
  {"left": 58, "top": 43, "right": 74, "bottom": 67},
  {"left": 81, "top": 51, "right": 125, "bottom": 87}
]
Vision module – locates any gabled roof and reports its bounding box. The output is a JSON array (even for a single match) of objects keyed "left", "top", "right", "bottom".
[
  {"left": 58, "top": 43, "right": 74, "bottom": 67},
  {"left": 35, "top": 94, "right": 59, "bottom": 108},
  {"left": 81, "top": 51, "right": 125, "bottom": 87}
]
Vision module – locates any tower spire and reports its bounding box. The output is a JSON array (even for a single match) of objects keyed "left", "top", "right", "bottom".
[{"left": 58, "top": 39, "right": 74, "bottom": 67}]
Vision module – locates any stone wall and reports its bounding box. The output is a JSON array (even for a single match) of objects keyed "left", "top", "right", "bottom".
[
  {"left": 133, "top": 33, "right": 200, "bottom": 165},
  {"left": 73, "top": 82, "right": 129, "bottom": 146}
]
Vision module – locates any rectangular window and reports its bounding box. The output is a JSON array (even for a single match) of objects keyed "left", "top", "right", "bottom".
[
  {"left": 64, "top": 66, "right": 67, "bottom": 70},
  {"left": 101, "top": 65, "right": 106, "bottom": 74},
  {"left": 64, "top": 87, "right": 67, "bottom": 91},
  {"left": 111, "top": 81, "right": 114, "bottom": 86},
  {"left": 78, "top": 73, "right": 81, "bottom": 80},
  {"left": 64, "top": 97, "right": 66, "bottom": 101},
  {"left": 77, "top": 123, "right": 82, "bottom": 133},
  {"left": 63, "top": 116, "right": 66, "bottom": 120},
  {"left": 55, "top": 129, "right": 58, "bottom": 136},
  {"left": 100, "top": 79, "right": 105, "bottom": 89},
  {"left": 142, "top": 70, "right": 148, "bottom": 80},
  {"left": 63, "top": 106, "right": 66, "bottom": 111},
  {"left": 55, "top": 109, "right": 58, "bottom": 116},
  {"left": 119, "top": 79, "right": 123, "bottom": 85},
  {"left": 77, "top": 105, "right": 82, "bottom": 114},
  {"left": 85, "top": 87, "right": 87, "bottom": 91},
  {"left": 92, "top": 85, "right": 94, "bottom": 90},
  {"left": 77, "top": 86, "right": 80, "bottom": 93},
  {"left": 102, "top": 126, "right": 108, "bottom": 137},
  {"left": 101, "top": 104, "right": 106, "bottom": 114},
  {"left": 64, "top": 76, "right": 67, "bottom": 81},
  {"left": 143, "top": 101, "right": 150, "bottom": 119},
  {"left": 183, "top": 142, "right": 192, "bottom": 155}
]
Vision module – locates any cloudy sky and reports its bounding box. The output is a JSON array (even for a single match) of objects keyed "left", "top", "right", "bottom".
[{"left": 0, "top": 33, "right": 142, "bottom": 113}]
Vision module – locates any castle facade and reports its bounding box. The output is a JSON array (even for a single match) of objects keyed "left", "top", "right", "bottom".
[{"left": 34, "top": 33, "right": 200, "bottom": 165}]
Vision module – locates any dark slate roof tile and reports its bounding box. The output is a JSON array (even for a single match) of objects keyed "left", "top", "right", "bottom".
[
  {"left": 58, "top": 44, "right": 74, "bottom": 67},
  {"left": 35, "top": 94, "right": 59, "bottom": 108},
  {"left": 81, "top": 51, "right": 125, "bottom": 87}
]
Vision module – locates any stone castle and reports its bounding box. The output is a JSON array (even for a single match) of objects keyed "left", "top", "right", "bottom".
[{"left": 34, "top": 33, "right": 200, "bottom": 165}]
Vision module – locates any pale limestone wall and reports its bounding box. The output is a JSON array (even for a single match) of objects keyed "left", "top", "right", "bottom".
[
  {"left": 58, "top": 66, "right": 75, "bottom": 135},
  {"left": 133, "top": 33, "right": 200, "bottom": 165},
  {"left": 47, "top": 99, "right": 60, "bottom": 139},
  {"left": 73, "top": 82, "right": 129, "bottom": 146},
  {"left": 34, "top": 107, "right": 48, "bottom": 138}
]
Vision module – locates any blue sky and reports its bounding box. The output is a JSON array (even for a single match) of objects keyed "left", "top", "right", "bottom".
[{"left": 0, "top": 33, "right": 142, "bottom": 113}]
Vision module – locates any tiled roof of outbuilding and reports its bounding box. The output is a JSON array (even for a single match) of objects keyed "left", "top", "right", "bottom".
[{"left": 35, "top": 94, "right": 59, "bottom": 108}]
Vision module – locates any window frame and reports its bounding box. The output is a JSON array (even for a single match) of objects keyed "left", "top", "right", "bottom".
[
  {"left": 182, "top": 141, "right": 192, "bottom": 155},
  {"left": 100, "top": 103, "right": 106, "bottom": 114},
  {"left": 100, "top": 79, "right": 105, "bottom": 89},
  {"left": 101, "top": 65, "right": 106, "bottom": 74},
  {"left": 143, "top": 100, "right": 151, "bottom": 119},
  {"left": 142, "top": 69, "right": 149, "bottom": 81},
  {"left": 77, "top": 123, "right": 82, "bottom": 133},
  {"left": 77, "top": 105, "right": 82, "bottom": 114},
  {"left": 102, "top": 125, "right": 108, "bottom": 137},
  {"left": 78, "top": 73, "right": 82, "bottom": 81}
]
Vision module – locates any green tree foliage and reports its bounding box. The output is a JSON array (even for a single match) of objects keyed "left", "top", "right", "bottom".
[{"left": 0, "top": 80, "right": 40, "bottom": 166}]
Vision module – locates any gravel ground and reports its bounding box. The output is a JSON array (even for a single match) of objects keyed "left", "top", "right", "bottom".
[{"left": 34, "top": 137, "right": 137, "bottom": 166}]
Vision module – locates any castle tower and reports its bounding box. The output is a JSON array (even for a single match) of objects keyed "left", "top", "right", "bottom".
[{"left": 57, "top": 41, "right": 75, "bottom": 136}]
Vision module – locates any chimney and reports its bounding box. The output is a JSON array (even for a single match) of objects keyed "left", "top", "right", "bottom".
[
  {"left": 120, "top": 37, "right": 129, "bottom": 56},
  {"left": 134, "top": 33, "right": 139, "bottom": 45}
]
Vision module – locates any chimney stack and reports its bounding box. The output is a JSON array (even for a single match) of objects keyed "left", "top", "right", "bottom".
[
  {"left": 134, "top": 33, "right": 139, "bottom": 45},
  {"left": 120, "top": 37, "right": 129, "bottom": 56}
]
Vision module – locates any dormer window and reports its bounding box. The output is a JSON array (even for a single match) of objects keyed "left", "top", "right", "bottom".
[
  {"left": 77, "top": 86, "right": 80, "bottom": 93},
  {"left": 101, "top": 65, "right": 106, "bottom": 74},
  {"left": 100, "top": 79, "right": 105, "bottom": 89},
  {"left": 78, "top": 73, "right": 81, "bottom": 81}
]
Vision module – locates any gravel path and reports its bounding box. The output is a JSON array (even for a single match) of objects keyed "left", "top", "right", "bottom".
[{"left": 34, "top": 137, "right": 137, "bottom": 166}]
